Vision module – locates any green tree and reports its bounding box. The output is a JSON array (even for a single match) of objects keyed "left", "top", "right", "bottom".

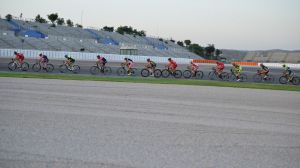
[
  {"left": 215, "top": 49, "right": 222, "bottom": 58},
  {"left": 66, "top": 19, "right": 74, "bottom": 27},
  {"left": 47, "top": 13, "right": 58, "bottom": 27},
  {"left": 56, "top": 18, "right": 65, "bottom": 25},
  {"left": 76, "top": 24, "right": 83, "bottom": 28},
  {"left": 184, "top": 40, "right": 191, "bottom": 46},
  {"left": 5, "top": 14, "right": 12, "bottom": 21},
  {"left": 35, "top": 14, "right": 47, "bottom": 23},
  {"left": 188, "top": 44, "right": 204, "bottom": 57},
  {"left": 177, "top": 41, "right": 184, "bottom": 47},
  {"left": 103, "top": 26, "right": 114, "bottom": 32},
  {"left": 205, "top": 44, "right": 216, "bottom": 59}
]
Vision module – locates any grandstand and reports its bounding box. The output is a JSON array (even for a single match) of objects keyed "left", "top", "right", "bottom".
[
  {"left": 0, "top": 18, "right": 201, "bottom": 59},
  {"left": 242, "top": 50, "right": 300, "bottom": 63}
]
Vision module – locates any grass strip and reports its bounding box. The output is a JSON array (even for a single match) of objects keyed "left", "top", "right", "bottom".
[{"left": 0, "top": 72, "right": 299, "bottom": 91}]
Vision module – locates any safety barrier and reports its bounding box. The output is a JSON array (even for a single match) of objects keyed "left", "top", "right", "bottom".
[
  {"left": 231, "top": 62, "right": 258, "bottom": 66},
  {"left": 0, "top": 48, "right": 192, "bottom": 64}
]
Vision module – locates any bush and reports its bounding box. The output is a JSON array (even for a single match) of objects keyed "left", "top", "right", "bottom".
[{"left": 5, "top": 14, "right": 12, "bottom": 21}]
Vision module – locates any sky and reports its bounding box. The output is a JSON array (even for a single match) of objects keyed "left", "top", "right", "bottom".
[{"left": 1, "top": 0, "right": 300, "bottom": 50}]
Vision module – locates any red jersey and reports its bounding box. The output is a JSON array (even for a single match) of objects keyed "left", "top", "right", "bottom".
[
  {"left": 16, "top": 53, "right": 24, "bottom": 60},
  {"left": 217, "top": 62, "right": 224, "bottom": 69}
]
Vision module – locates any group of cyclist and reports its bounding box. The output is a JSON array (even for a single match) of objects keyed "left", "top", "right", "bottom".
[{"left": 12, "top": 51, "right": 295, "bottom": 82}]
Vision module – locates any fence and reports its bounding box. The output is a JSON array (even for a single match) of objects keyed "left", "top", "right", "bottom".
[{"left": 0, "top": 48, "right": 192, "bottom": 64}]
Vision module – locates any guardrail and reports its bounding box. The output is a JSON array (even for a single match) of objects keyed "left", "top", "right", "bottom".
[{"left": 0, "top": 48, "right": 192, "bottom": 64}]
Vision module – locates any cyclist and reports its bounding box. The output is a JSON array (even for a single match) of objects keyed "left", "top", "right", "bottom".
[
  {"left": 14, "top": 51, "right": 25, "bottom": 66},
  {"left": 259, "top": 63, "right": 269, "bottom": 80},
  {"left": 96, "top": 55, "right": 107, "bottom": 72},
  {"left": 146, "top": 58, "right": 156, "bottom": 76},
  {"left": 167, "top": 58, "right": 177, "bottom": 74},
  {"left": 216, "top": 61, "right": 225, "bottom": 79},
  {"left": 189, "top": 61, "right": 199, "bottom": 76},
  {"left": 124, "top": 57, "right": 134, "bottom": 75},
  {"left": 64, "top": 55, "right": 75, "bottom": 69},
  {"left": 282, "top": 64, "right": 294, "bottom": 82},
  {"left": 232, "top": 62, "right": 242, "bottom": 81},
  {"left": 39, "top": 53, "right": 49, "bottom": 69}
]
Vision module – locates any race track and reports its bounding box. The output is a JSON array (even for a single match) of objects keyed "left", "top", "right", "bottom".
[{"left": 0, "top": 77, "right": 300, "bottom": 168}]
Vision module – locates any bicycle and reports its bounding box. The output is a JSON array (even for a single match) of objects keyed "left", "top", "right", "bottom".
[
  {"left": 279, "top": 72, "right": 300, "bottom": 85},
  {"left": 8, "top": 58, "right": 30, "bottom": 71},
  {"left": 141, "top": 68, "right": 162, "bottom": 78},
  {"left": 59, "top": 61, "right": 80, "bottom": 74},
  {"left": 117, "top": 63, "right": 138, "bottom": 76},
  {"left": 208, "top": 67, "right": 228, "bottom": 81},
  {"left": 183, "top": 66, "right": 204, "bottom": 79},
  {"left": 89, "top": 64, "right": 112, "bottom": 75},
  {"left": 32, "top": 60, "right": 54, "bottom": 72},
  {"left": 227, "top": 69, "right": 247, "bottom": 82},
  {"left": 252, "top": 70, "right": 275, "bottom": 83},
  {"left": 161, "top": 66, "right": 182, "bottom": 78}
]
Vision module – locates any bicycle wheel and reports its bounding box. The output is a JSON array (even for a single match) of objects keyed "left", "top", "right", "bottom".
[
  {"left": 266, "top": 75, "right": 275, "bottom": 83},
  {"left": 32, "top": 63, "right": 41, "bottom": 72},
  {"left": 240, "top": 74, "right": 247, "bottom": 82},
  {"left": 72, "top": 65, "right": 80, "bottom": 74},
  {"left": 279, "top": 76, "right": 288, "bottom": 84},
  {"left": 103, "top": 67, "right": 112, "bottom": 75},
  {"left": 161, "top": 69, "right": 170, "bottom": 78},
  {"left": 117, "top": 67, "right": 126, "bottom": 76},
  {"left": 194, "top": 71, "right": 204, "bottom": 79},
  {"left": 292, "top": 77, "right": 300, "bottom": 85},
  {"left": 8, "top": 61, "right": 17, "bottom": 71},
  {"left": 154, "top": 69, "right": 162, "bottom": 78},
  {"left": 21, "top": 62, "right": 30, "bottom": 71},
  {"left": 183, "top": 70, "right": 192, "bottom": 79},
  {"left": 174, "top": 70, "right": 182, "bottom": 78},
  {"left": 59, "top": 64, "right": 68, "bottom": 73},
  {"left": 46, "top": 64, "right": 54, "bottom": 72},
  {"left": 90, "top": 66, "right": 100, "bottom": 75},
  {"left": 228, "top": 74, "right": 236, "bottom": 81},
  {"left": 208, "top": 71, "right": 217, "bottom": 80},
  {"left": 253, "top": 74, "right": 262, "bottom": 83},
  {"left": 141, "top": 69, "right": 150, "bottom": 77}
]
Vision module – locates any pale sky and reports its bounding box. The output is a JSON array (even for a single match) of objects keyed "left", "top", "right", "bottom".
[{"left": 1, "top": 0, "right": 299, "bottom": 50}]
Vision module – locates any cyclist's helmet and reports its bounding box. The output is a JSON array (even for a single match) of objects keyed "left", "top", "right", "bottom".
[
  {"left": 97, "top": 55, "right": 100, "bottom": 59},
  {"left": 168, "top": 58, "right": 172, "bottom": 61},
  {"left": 232, "top": 62, "right": 236, "bottom": 66},
  {"left": 14, "top": 51, "right": 17, "bottom": 55},
  {"left": 147, "top": 58, "right": 150, "bottom": 62},
  {"left": 65, "top": 55, "right": 68, "bottom": 58},
  {"left": 282, "top": 64, "right": 286, "bottom": 67},
  {"left": 260, "top": 63, "right": 264, "bottom": 67},
  {"left": 39, "top": 53, "right": 43, "bottom": 57}
]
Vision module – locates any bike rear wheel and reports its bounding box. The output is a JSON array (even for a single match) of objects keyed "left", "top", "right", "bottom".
[
  {"left": 59, "top": 65, "right": 68, "bottom": 73},
  {"left": 161, "top": 69, "right": 170, "bottom": 78},
  {"left": 208, "top": 71, "right": 217, "bottom": 80},
  {"left": 8, "top": 61, "right": 17, "bottom": 71},
  {"left": 279, "top": 76, "right": 288, "bottom": 84},
  {"left": 117, "top": 67, "right": 126, "bottom": 76},
  {"left": 154, "top": 69, "right": 162, "bottom": 78},
  {"left": 32, "top": 63, "right": 41, "bottom": 72},
  {"left": 183, "top": 70, "right": 192, "bottom": 79},
  {"left": 90, "top": 66, "right": 100, "bottom": 75},
  {"left": 195, "top": 71, "right": 204, "bottom": 79},
  {"left": 141, "top": 69, "right": 150, "bottom": 77}
]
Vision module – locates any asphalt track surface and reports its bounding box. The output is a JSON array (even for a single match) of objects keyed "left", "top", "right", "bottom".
[
  {"left": 0, "top": 77, "right": 300, "bottom": 168},
  {"left": 1, "top": 57, "right": 300, "bottom": 85}
]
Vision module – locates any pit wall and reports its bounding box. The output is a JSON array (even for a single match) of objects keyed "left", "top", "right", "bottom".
[{"left": 1, "top": 48, "right": 299, "bottom": 69}]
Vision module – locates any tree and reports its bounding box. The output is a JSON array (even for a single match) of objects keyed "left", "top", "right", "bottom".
[
  {"left": 5, "top": 14, "right": 12, "bottom": 21},
  {"left": 204, "top": 44, "right": 216, "bottom": 59},
  {"left": 66, "top": 19, "right": 74, "bottom": 27},
  {"left": 35, "top": 14, "right": 47, "bottom": 23},
  {"left": 56, "top": 18, "right": 65, "bottom": 25},
  {"left": 177, "top": 41, "right": 184, "bottom": 47},
  {"left": 47, "top": 13, "right": 58, "bottom": 27},
  {"left": 187, "top": 44, "right": 204, "bottom": 57},
  {"left": 184, "top": 40, "right": 191, "bottom": 46},
  {"left": 170, "top": 39, "right": 175, "bottom": 43},
  {"left": 103, "top": 26, "right": 114, "bottom": 32},
  {"left": 76, "top": 24, "right": 83, "bottom": 28}
]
